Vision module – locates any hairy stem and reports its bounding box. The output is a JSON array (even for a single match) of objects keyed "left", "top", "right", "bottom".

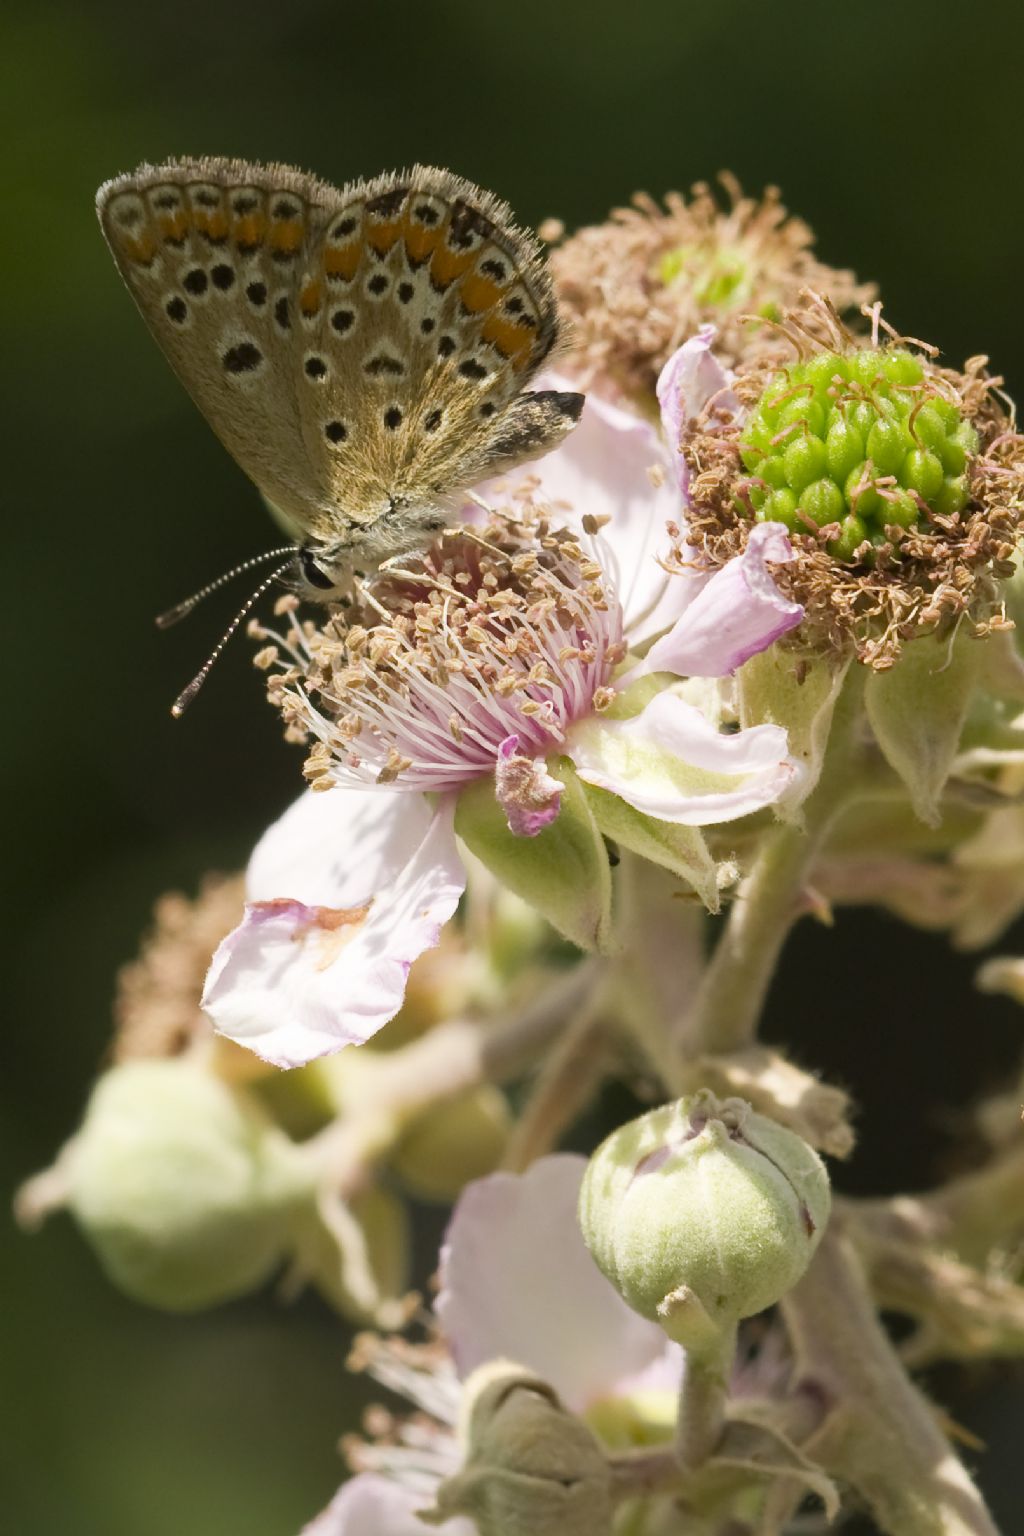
[
  {"left": 308, "top": 961, "right": 605, "bottom": 1195},
  {"left": 502, "top": 1000, "right": 610, "bottom": 1172},
  {"left": 782, "top": 1227, "right": 999, "bottom": 1535},
  {"left": 851, "top": 1141, "right": 1024, "bottom": 1268},
  {"left": 679, "top": 668, "right": 865, "bottom": 1058},
  {"left": 674, "top": 1322, "right": 737, "bottom": 1472},
  {"left": 614, "top": 856, "right": 707, "bottom": 1090}
]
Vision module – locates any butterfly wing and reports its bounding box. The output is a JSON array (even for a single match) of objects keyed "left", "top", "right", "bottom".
[
  {"left": 99, "top": 158, "right": 357, "bottom": 539},
  {"left": 98, "top": 160, "right": 579, "bottom": 548}
]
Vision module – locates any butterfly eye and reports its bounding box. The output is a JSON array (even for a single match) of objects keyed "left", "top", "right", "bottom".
[{"left": 300, "top": 550, "right": 336, "bottom": 590}]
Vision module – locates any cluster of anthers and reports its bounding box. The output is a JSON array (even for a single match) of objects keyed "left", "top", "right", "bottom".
[
  {"left": 112, "top": 874, "right": 243, "bottom": 1063},
  {"left": 546, "top": 174, "right": 874, "bottom": 401},
  {"left": 252, "top": 508, "right": 625, "bottom": 791},
  {"left": 673, "top": 294, "right": 1024, "bottom": 668},
  {"left": 339, "top": 1330, "right": 462, "bottom": 1499}
]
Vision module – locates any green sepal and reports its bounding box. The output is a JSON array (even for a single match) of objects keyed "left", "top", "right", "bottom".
[
  {"left": 455, "top": 761, "right": 614, "bottom": 953},
  {"left": 582, "top": 781, "right": 720, "bottom": 912},
  {"left": 865, "top": 632, "right": 983, "bottom": 826},
  {"left": 290, "top": 1182, "right": 411, "bottom": 1328},
  {"left": 738, "top": 650, "right": 851, "bottom": 818}
]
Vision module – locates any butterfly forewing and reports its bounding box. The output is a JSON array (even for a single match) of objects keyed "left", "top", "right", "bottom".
[{"left": 97, "top": 159, "right": 568, "bottom": 554}]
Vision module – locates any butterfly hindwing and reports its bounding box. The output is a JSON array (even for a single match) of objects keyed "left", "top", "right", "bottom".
[{"left": 98, "top": 159, "right": 574, "bottom": 555}]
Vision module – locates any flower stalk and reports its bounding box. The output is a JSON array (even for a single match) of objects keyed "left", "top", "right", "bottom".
[
  {"left": 673, "top": 1321, "right": 736, "bottom": 1471},
  {"left": 782, "top": 1228, "right": 998, "bottom": 1536},
  {"left": 679, "top": 665, "right": 866, "bottom": 1059},
  {"left": 307, "top": 963, "right": 607, "bottom": 1196}
]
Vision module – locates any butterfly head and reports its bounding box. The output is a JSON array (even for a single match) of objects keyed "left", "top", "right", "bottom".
[{"left": 294, "top": 495, "right": 450, "bottom": 601}]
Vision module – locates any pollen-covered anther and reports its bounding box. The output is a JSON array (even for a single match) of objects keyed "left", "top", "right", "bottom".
[
  {"left": 549, "top": 173, "right": 874, "bottom": 400},
  {"left": 258, "top": 507, "right": 624, "bottom": 792},
  {"left": 675, "top": 293, "right": 1024, "bottom": 668},
  {"left": 376, "top": 748, "right": 413, "bottom": 785},
  {"left": 581, "top": 512, "right": 612, "bottom": 533}
]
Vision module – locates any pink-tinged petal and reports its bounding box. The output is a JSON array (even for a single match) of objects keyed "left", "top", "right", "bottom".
[
  {"left": 302, "top": 1475, "right": 472, "bottom": 1536},
  {"left": 477, "top": 373, "right": 685, "bottom": 645},
  {"left": 656, "top": 328, "right": 741, "bottom": 493},
  {"left": 639, "top": 523, "right": 803, "bottom": 679},
  {"left": 203, "top": 790, "right": 466, "bottom": 1068},
  {"left": 568, "top": 691, "right": 800, "bottom": 825},
  {"left": 615, "top": 1341, "right": 685, "bottom": 1398},
  {"left": 495, "top": 735, "right": 563, "bottom": 836},
  {"left": 436, "top": 1154, "right": 668, "bottom": 1413}
]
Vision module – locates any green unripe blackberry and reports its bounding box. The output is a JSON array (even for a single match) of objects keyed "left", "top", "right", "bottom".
[{"left": 738, "top": 346, "right": 979, "bottom": 562}]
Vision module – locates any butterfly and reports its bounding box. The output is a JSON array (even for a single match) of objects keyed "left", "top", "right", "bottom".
[{"left": 97, "top": 158, "right": 584, "bottom": 606}]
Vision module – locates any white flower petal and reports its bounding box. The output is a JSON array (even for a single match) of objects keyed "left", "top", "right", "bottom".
[
  {"left": 302, "top": 1474, "right": 472, "bottom": 1536},
  {"left": 480, "top": 374, "right": 685, "bottom": 644},
  {"left": 656, "top": 327, "right": 740, "bottom": 492},
  {"left": 203, "top": 790, "right": 466, "bottom": 1068},
  {"left": 640, "top": 523, "right": 803, "bottom": 678},
  {"left": 568, "top": 691, "right": 800, "bottom": 825},
  {"left": 436, "top": 1155, "right": 668, "bottom": 1413}
]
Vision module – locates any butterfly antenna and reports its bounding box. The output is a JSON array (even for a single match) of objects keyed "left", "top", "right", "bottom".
[
  {"left": 156, "top": 546, "right": 297, "bottom": 629},
  {"left": 170, "top": 558, "right": 296, "bottom": 718}
]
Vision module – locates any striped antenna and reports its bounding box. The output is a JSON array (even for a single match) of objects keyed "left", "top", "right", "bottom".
[
  {"left": 156, "top": 546, "right": 297, "bottom": 629},
  {"left": 169, "top": 558, "right": 296, "bottom": 718}
]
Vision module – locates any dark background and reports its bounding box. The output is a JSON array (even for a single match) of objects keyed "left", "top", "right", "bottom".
[{"left": 4, "top": 1, "right": 1023, "bottom": 1531}]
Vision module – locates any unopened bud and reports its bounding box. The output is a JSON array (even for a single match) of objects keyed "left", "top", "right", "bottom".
[
  {"left": 391, "top": 1085, "right": 511, "bottom": 1202},
  {"left": 424, "top": 1361, "right": 612, "bottom": 1535},
  {"left": 65, "top": 1059, "right": 310, "bottom": 1310},
  {"left": 579, "top": 1092, "right": 830, "bottom": 1348}
]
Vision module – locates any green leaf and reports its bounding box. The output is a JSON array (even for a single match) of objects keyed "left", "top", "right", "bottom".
[{"left": 455, "top": 763, "right": 613, "bottom": 953}]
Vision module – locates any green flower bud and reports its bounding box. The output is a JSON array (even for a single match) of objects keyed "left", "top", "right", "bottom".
[
  {"left": 425, "top": 1362, "right": 612, "bottom": 1535},
  {"left": 736, "top": 343, "right": 980, "bottom": 560},
  {"left": 578, "top": 1092, "right": 830, "bottom": 1348},
  {"left": 391, "top": 1085, "right": 512, "bottom": 1202},
  {"left": 66, "top": 1060, "right": 310, "bottom": 1311}
]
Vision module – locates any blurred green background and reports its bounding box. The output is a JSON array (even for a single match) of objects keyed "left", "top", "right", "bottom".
[{"left": 4, "top": 1, "right": 1024, "bottom": 1530}]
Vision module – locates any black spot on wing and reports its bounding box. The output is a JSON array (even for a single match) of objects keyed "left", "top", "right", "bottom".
[{"left": 222, "top": 342, "right": 263, "bottom": 374}]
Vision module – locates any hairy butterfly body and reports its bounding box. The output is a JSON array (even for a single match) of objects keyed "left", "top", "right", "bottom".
[{"left": 97, "top": 159, "right": 583, "bottom": 599}]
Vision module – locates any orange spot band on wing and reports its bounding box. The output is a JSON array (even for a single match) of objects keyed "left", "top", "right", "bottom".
[
  {"left": 430, "top": 244, "right": 475, "bottom": 290},
  {"left": 402, "top": 222, "right": 441, "bottom": 264},
  {"left": 367, "top": 220, "right": 401, "bottom": 256},
  {"left": 324, "top": 244, "right": 361, "bottom": 281},
  {"left": 300, "top": 279, "right": 322, "bottom": 316},
  {"left": 195, "top": 209, "right": 229, "bottom": 242},
  {"left": 459, "top": 271, "right": 504, "bottom": 314},
  {"left": 482, "top": 313, "right": 536, "bottom": 365},
  {"left": 233, "top": 212, "right": 266, "bottom": 247},
  {"left": 270, "top": 220, "right": 304, "bottom": 254},
  {"left": 123, "top": 231, "right": 158, "bottom": 265},
  {"left": 158, "top": 210, "right": 190, "bottom": 243}
]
